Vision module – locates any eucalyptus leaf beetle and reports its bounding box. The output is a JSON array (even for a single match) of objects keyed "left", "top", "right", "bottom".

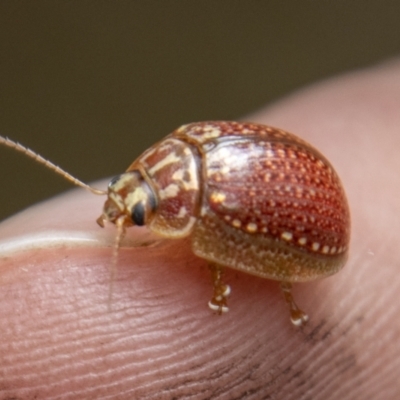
[
  {"left": 97, "top": 121, "right": 350, "bottom": 325},
  {"left": 0, "top": 121, "right": 350, "bottom": 325}
]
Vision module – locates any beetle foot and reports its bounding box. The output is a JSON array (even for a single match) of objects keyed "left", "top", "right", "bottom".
[
  {"left": 208, "top": 264, "right": 230, "bottom": 314},
  {"left": 208, "top": 284, "right": 230, "bottom": 314},
  {"left": 289, "top": 309, "right": 309, "bottom": 326},
  {"left": 280, "top": 281, "right": 308, "bottom": 326}
]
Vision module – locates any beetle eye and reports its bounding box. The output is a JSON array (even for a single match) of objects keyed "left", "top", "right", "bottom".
[
  {"left": 109, "top": 175, "right": 122, "bottom": 188},
  {"left": 131, "top": 202, "right": 146, "bottom": 226}
]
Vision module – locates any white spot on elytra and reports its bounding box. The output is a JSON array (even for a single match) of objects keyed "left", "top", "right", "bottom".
[
  {"left": 210, "top": 192, "right": 226, "bottom": 203},
  {"left": 298, "top": 237, "right": 307, "bottom": 245},
  {"left": 281, "top": 232, "right": 293, "bottom": 241},
  {"left": 322, "top": 245, "right": 330, "bottom": 254},
  {"left": 312, "top": 242, "right": 320, "bottom": 251},
  {"left": 232, "top": 219, "right": 241, "bottom": 228},
  {"left": 246, "top": 223, "right": 257, "bottom": 233}
]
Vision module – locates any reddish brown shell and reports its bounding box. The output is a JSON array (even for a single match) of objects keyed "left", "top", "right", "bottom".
[
  {"left": 117, "top": 121, "right": 350, "bottom": 283},
  {"left": 172, "top": 121, "right": 350, "bottom": 282}
]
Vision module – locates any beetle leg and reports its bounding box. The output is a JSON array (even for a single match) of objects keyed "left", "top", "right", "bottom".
[
  {"left": 208, "top": 264, "right": 231, "bottom": 314},
  {"left": 280, "top": 282, "right": 308, "bottom": 326}
]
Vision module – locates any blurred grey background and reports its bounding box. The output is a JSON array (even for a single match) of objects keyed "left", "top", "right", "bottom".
[{"left": 0, "top": 1, "right": 399, "bottom": 221}]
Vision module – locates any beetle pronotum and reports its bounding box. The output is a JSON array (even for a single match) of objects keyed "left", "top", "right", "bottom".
[{"left": 0, "top": 121, "right": 350, "bottom": 326}]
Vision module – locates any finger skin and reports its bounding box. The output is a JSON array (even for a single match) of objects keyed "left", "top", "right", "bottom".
[{"left": 1, "top": 60, "right": 400, "bottom": 399}]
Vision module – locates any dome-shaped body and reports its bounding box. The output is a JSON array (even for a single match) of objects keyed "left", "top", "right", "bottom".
[
  {"left": 105, "top": 121, "right": 350, "bottom": 284},
  {"left": 0, "top": 122, "right": 351, "bottom": 325}
]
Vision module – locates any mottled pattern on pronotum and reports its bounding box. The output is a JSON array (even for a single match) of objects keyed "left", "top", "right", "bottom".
[{"left": 0, "top": 121, "right": 350, "bottom": 326}]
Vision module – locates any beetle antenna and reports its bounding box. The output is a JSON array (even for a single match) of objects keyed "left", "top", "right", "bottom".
[
  {"left": 108, "top": 216, "right": 126, "bottom": 311},
  {"left": 0, "top": 135, "right": 106, "bottom": 195}
]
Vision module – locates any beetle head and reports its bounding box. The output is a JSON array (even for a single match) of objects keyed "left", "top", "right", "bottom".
[{"left": 97, "top": 170, "right": 157, "bottom": 228}]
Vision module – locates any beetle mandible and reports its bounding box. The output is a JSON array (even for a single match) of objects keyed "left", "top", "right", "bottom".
[{"left": 0, "top": 121, "right": 350, "bottom": 326}]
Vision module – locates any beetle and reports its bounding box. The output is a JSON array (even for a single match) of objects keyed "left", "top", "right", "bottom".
[{"left": 0, "top": 121, "right": 350, "bottom": 325}]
